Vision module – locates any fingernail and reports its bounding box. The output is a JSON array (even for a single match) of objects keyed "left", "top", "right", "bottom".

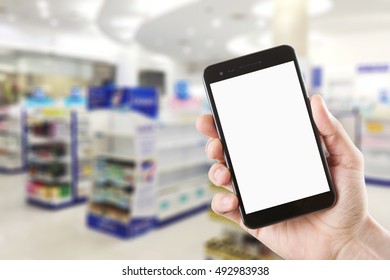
[
  {"left": 214, "top": 168, "right": 225, "bottom": 182},
  {"left": 222, "top": 195, "right": 234, "bottom": 207}
]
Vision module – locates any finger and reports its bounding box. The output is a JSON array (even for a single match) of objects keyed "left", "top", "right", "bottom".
[
  {"left": 310, "top": 94, "right": 363, "bottom": 168},
  {"left": 205, "top": 137, "right": 225, "bottom": 162},
  {"left": 196, "top": 114, "right": 218, "bottom": 138},
  {"left": 211, "top": 192, "right": 241, "bottom": 224},
  {"left": 208, "top": 162, "right": 232, "bottom": 188}
]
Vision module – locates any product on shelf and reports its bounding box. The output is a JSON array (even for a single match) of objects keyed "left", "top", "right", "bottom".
[
  {"left": 26, "top": 108, "right": 91, "bottom": 208},
  {"left": 90, "top": 157, "right": 135, "bottom": 216},
  {"left": 0, "top": 106, "right": 26, "bottom": 173},
  {"left": 361, "top": 114, "right": 390, "bottom": 186},
  {"left": 204, "top": 230, "right": 281, "bottom": 260}
]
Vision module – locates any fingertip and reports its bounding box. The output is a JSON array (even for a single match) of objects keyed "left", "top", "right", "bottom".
[
  {"left": 206, "top": 138, "right": 223, "bottom": 161},
  {"left": 196, "top": 114, "right": 218, "bottom": 138},
  {"left": 209, "top": 164, "right": 231, "bottom": 186},
  {"left": 211, "top": 193, "right": 238, "bottom": 214},
  {"left": 195, "top": 115, "right": 206, "bottom": 132}
]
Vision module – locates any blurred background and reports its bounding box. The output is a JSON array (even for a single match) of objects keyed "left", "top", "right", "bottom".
[{"left": 0, "top": 0, "right": 390, "bottom": 260}]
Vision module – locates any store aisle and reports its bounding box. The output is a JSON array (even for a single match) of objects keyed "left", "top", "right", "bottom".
[
  {"left": 1, "top": 174, "right": 390, "bottom": 259},
  {"left": 0, "top": 174, "right": 225, "bottom": 259}
]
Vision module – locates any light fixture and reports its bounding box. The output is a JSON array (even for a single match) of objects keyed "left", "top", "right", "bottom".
[
  {"left": 253, "top": 0, "right": 333, "bottom": 17},
  {"left": 211, "top": 18, "right": 222, "bottom": 28},
  {"left": 36, "top": 0, "right": 48, "bottom": 10},
  {"left": 37, "top": 0, "right": 51, "bottom": 19}
]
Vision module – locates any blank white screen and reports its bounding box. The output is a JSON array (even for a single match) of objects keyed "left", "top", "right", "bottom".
[{"left": 210, "top": 61, "right": 329, "bottom": 214}]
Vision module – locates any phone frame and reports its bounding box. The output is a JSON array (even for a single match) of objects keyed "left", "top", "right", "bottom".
[{"left": 203, "top": 45, "right": 336, "bottom": 228}]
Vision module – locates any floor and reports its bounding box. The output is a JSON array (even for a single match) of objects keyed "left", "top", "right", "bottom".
[{"left": 1, "top": 174, "right": 390, "bottom": 260}]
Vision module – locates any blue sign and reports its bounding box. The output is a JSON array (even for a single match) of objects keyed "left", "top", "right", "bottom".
[
  {"left": 88, "top": 86, "right": 158, "bottom": 118},
  {"left": 311, "top": 67, "right": 322, "bottom": 89},
  {"left": 65, "top": 86, "right": 85, "bottom": 107},
  {"left": 174, "top": 80, "right": 190, "bottom": 100},
  {"left": 129, "top": 87, "right": 158, "bottom": 119},
  {"left": 26, "top": 87, "right": 54, "bottom": 107},
  {"left": 357, "top": 64, "right": 389, "bottom": 73}
]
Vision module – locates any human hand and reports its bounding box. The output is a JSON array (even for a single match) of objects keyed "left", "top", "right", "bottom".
[{"left": 197, "top": 94, "right": 390, "bottom": 259}]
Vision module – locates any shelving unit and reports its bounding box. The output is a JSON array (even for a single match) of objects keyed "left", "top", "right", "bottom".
[
  {"left": 361, "top": 114, "right": 390, "bottom": 187},
  {"left": 156, "top": 120, "right": 212, "bottom": 227},
  {"left": 87, "top": 110, "right": 157, "bottom": 238},
  {"left": 26, "top": 108, "right": 91, "bottom": 209},
  {"left": 0, "top": 106, "right": 27, "bottom": 173}
]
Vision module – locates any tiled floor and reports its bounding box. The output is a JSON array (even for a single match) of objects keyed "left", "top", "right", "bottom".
[{"left": 1, "top": 174, "right": 389, "bottom": 259}]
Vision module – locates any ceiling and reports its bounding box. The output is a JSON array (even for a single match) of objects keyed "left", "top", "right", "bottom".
[{"left": 0, "top": 0, "right": 390, "bottom": 64}]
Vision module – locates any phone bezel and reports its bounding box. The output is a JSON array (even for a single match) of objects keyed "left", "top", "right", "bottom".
[{"left": 203, "top": 45, "right": 336, "bottom": 229}]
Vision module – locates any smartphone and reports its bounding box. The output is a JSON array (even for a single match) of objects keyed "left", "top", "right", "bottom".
[{"left": 203, "top": 45, "right": 336, "bottom": 228}]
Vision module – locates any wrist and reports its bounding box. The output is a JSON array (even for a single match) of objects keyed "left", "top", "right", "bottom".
[{"left": 336, "top": 216, "right": 390, "bottom": 259}]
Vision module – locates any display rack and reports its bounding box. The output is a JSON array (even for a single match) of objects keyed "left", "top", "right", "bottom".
[
  {"left": 0, "top": 106, "right": 27, "bottom": 173},
  {"left": 156, "top": 119, "right": 211, "bottom": 227},
  {"left": 26, "top": 107, "right": 91, "bottom": 209},
  {"left": 86, "top": 86, "right": 158, "bottom": 238},
  {"left": 361, "top": 114, "right": 390, "bottom": 187}
]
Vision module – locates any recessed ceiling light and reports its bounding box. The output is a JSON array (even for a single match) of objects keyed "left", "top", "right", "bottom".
[
  {"left": 253, "top": 0, "right": 333, "bottom": 17},
  {"left": 37, "top": 0, "right": 48, "bottom": 10},
  {"left": 37, "top": 0, "right": 50, "bottom": 19},
  {"left": 211, "top": 18, "right": 222, "bottom": 28}
]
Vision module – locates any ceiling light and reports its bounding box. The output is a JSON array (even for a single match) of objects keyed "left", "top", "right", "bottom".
[
  {"left": 37, "top": 0, "right": 50, "bottom": 19},
  {"left": 37, "top": 0, "right": 48, "bottom": 10},
  {"left": 211, "top": 18, "right": 222, "bottom": 28},
  {"left": 252, "top": 0, "right": 333, "bottom": 17}
]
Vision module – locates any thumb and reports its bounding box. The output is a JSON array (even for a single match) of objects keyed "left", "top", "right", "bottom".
[{"left": 310, "top": 94, "right": 362, "bottom": 169}]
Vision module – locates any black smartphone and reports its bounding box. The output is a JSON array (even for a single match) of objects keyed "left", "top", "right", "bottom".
[{"left": 203, "top": 45, "right": 336, "bottom": 228}]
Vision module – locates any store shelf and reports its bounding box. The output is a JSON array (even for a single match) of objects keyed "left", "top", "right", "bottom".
[
  {"left": 158, "top": 158, "right": 212, "bottom": 174},
  {"left": 158, "top": 174, "right": 209, "bottom": 191},
  {"left": 28, "top": 136, "right": 70, "bottom": 145},
  {"left": 95, "top": 131, "right": 135, "bottom": 139},
  {"left": 28, "top": 156, "right": 71, "bottom": 164},
  {"left": 26, "top": 108, "right": 91, "bottom": 209},
  {"left": 0, "top": 107, "right": 27, "bottom": 173},
  {"left": 157, "top": 137, "right": 206, "bottom": 150}
]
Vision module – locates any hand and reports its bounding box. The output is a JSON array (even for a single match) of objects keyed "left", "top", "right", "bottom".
[{"left": 197, "top": 94, "right": 390, "bottom": 259}]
